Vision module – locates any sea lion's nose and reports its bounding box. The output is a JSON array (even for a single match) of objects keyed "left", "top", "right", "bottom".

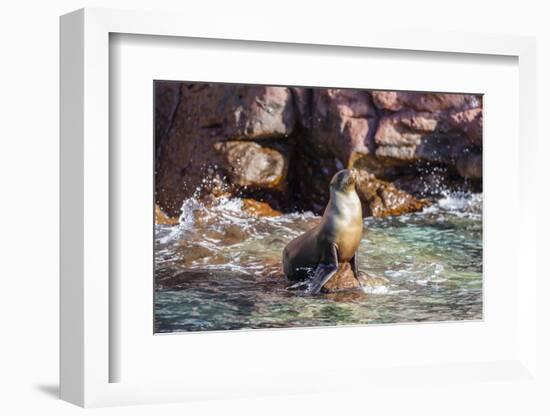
[{"left": 350, "top": 168, "right": 358, "bottom": 182}]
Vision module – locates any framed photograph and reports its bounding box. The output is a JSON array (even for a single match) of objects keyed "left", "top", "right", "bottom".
[
  {"left": 60, "top": 8, "right": 539, "bottom": 408},
  {"left": 152, "top": 80, "right": 484, "bottom": 333}
]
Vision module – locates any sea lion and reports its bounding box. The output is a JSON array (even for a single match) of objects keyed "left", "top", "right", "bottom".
[{"left": 282, "top": 169, "right": 363, "bottom": 294}]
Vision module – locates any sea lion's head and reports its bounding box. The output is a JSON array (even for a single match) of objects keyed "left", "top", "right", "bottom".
[{"left": 330, "top": 169, "right": 358, "bottom": 193}]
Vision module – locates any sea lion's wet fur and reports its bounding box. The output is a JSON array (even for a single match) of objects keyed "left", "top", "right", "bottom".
[{"left": 282, "top": 169, "right": 363, "bottom": 293}]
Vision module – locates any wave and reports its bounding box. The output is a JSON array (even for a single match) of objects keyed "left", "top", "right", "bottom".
[
  {"left": 422, "top": 191, "right": 482, "bottom": 219},
  {"left": 157, "top": 189, "right": 482, "bottom": 249},
  {"left": 159, "top": 190, "right": 482, "bottom": 233},
  {"left": 157, "top": 195, "right": 318, "bottom": 247}
]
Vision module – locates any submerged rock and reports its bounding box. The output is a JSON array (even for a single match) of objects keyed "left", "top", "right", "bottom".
[{"left": 321, "top": 263, "right": 390, "bottom": 293}]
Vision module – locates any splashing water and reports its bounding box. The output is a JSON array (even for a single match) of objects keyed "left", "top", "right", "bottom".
[{"left": 154, "top": 193, "right": 482, "bottom": 332}]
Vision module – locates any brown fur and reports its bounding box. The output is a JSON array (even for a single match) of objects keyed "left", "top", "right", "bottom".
[{"left": 283, "top": 169, "right": 363, "bottom": 282}]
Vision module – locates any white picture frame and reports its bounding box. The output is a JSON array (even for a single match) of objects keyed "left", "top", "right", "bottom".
[{"left": 60, "top": 7, "right": 539, "bottom": 408}]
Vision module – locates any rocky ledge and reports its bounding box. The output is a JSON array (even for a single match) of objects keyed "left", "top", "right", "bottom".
[{"left": 155, "top": 82, "right": 482, "bottom": 219}]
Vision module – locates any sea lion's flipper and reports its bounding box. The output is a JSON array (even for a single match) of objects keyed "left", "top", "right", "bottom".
[
  {"left": 306, "top": 244, "right": 338, "bottom": 295},
  {"left": 306, "top": 264, "right": 338, "bottom": 295},
  {"left": 350, "top": 250, "right": 360, "bottom": 278}
]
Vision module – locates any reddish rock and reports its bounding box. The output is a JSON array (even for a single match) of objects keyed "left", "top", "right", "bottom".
[
  {"left": 234, "top": 86, "right": 297, "bottom": 139},
  {"left": 352, "top": 154, "right": 408, "bottom": 181},
  {"left": 449, "top": 107, "right": 483, "bottom": 146},
  {"left": 355, "top": 170, "right": 429, "bottom": 217},
  {"left": 374, "top": 109, "right": 456, "bottom": 163},
  {"left": 214, "top": 141, "right": 288, "bottom": 190},
  {"left": 368, "top": 93, "right": 482, "bottom": 181},
  {"left": 375, "top": 110, "right": 438, "bottom": 148},
  {"left": 173, "top": 83, "right": 297, "bottom": 141},
  {"left": 241, "top": 198, "right": 282, "bottom": 217},
  {"left": 373, "top": 107, "right": 482, "bottom": 179},
  {"left": 155, "top": 83, "right": 482, "bottom": 217},
  {"left": 321, "top": 264, "right": 391, "bottom": 293},
  {"left": 155, "top": 204, "right": 179, "bottom": 225},
  {"left": 372, "top": 91, "right": 481, "bottom": 113},
  {"left": 310, "top": 89, "right": 378, "bottom": 166},
  {"left": 321, "top": 263, "right": 360, "bottom": 292},
  {"left": 155, "top": 83, "right": 296, "bottom": 215}
]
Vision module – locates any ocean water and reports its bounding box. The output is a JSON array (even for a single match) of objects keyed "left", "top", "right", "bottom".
[{"left": 154, "top": 192, "right": 482, "bottom": 333}]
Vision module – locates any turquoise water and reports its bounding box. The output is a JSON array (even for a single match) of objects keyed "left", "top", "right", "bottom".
[{"left": 154, "top": 193, "right": 482, "bottom": 332}]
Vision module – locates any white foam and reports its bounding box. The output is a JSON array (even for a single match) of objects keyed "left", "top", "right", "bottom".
[
  {"left": 178, "top": 197, "right": 204, "bottom": 228},
  {"left": 361, "top": 284, "right": 389, "bottom": 294},
  {"left": 422, "top": 191, "right": 482, "bottom": 219}
]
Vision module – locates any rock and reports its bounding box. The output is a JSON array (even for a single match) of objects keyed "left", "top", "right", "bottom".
[
  {"left": 176, "top": 83, "right": 297, "bottom": 141},
  {"left": 456, "top": 152, "right": 482, "bottom": 179},
  {"left": 241, "top": 198, "right": 282, "bottom": 217},
  {"left": 234, "top": 86, "right": 297, "bottom": 139},
  {"left": 321, "top": 264, "right": 390, "bottom": 293},
  {"left": 369, "top": 92, "right": 482, "bottom": 183},
  {"left": 321, "top": 263, "right": 360, "bottom": 292},
  {"left": 154, "top": 81, "right": 181, "bottom": 156},
  {"left": 392, "top": 169, "right": 482, "bottom": 198},
  {"left": 372, "top": 91, "right": 481, "bottom": 112},
  {"left": 352, "top": 154, "right": 409, "bottom": 181},
  {"left": 155, "top": 204, "right": 179, "bottom": 225},
  {"left": 310, "top": 89, "right": 378, "bottom": 166},
  {"left": 290, "top": 87, "right": 313, "bottom": 129},
  {"left": 288, "top": 156, "right": 342, "bottom": 214},
  {"left": 214, "top": 141, "right": 289, "bottom": 190},
  {"left": 414, "top": 132, "right": 471, "bottom": 166},
  {"left": 155, "top": 83, "right": 296, "bottom": 215},
  {"left": 392, "top": 172, "right": 446, "bottom": 198},
  {"left": 155, "top": 83, "right": 483, "bottom": 217},
  {"left": 289, "top": 89, "right": 379, "bottom": 213},
  {"left": 449, "top": 107, "right": 483, "bottom": 146},
  {"left": 289, "top": 156, "right": 429, "bottom": 218},
  {"left": 374, "top": 110, "right": 438, "bottom": 148},
  {"left": 373, "top": 107, "right": 482, "bottom": 179},
  {"left": 375, "top": 110, "right": 455, "bottom": 163},
  {"left": 370, "top": 93, "right": 482, "bottom": 182},
  {"left": 355, "top": 170, "right": 429, "bottom": 217}
]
